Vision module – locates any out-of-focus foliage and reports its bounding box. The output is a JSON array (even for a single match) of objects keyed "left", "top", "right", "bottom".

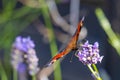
[
  {"left": 95, "top": 8, "right": 120, "bottom": 55},
  {"left": 0, "top": 0, "right": 62, "bottom": 80},
  {"left": 0, "top": 0, "right": 120, "bottom": 80},
  {"left": 0, "top": 0, "right": 41, "bottom": 79},
  {"left": 0, "top": 0, "right": 41, "bottom": 49}
]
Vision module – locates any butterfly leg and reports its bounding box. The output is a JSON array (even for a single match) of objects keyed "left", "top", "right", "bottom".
[{"left": 69, "top": 48, "right": 79, "bottom": 62}]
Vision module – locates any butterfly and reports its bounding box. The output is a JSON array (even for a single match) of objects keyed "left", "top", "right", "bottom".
[{"left": 46, "top": 17, "right": 85, "bottom": 66}]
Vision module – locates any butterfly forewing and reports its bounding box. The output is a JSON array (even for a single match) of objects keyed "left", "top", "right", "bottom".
[{"left": 46, "top": 17, "right": 84, "bottom": 66}]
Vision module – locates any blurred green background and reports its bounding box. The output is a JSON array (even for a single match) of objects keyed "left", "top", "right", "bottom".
[{"left": 0, "top": 0, "right": 120, "bottom": 80}]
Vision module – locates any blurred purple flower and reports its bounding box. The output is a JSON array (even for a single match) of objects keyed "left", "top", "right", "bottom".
[
  {"left": 17, "top": 63, "right": 27, "bottom": 73},
  {"left": 26, "top": 48, "right": 39, "bottom": 75},
  {"left": 11, "top": 49, "right": 24, "bottom": 71},
  {"left": 11, "top": 36, "right": 39, "bottom": 75},
  {"left": 77, "top": 41, "right": 103, "bottom": 65},
  {"left": 13, "top": 36, "right": 35, "bottom": 53}
]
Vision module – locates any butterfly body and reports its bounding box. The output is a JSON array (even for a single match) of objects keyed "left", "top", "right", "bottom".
[{"left": 47, "top": 17, "right": 84, "bottom": 66}]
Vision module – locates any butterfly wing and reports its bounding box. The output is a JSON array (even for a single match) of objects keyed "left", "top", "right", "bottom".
[{"left": 46, "top": 17, "right": 84, "bottom": 66}]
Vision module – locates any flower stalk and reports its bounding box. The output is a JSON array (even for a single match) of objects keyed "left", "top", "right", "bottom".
[{"left": 87, "top": 65, "right": 102, "bottom": 80}]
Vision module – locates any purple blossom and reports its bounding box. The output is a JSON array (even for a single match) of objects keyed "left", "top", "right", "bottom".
[
  {"left": 13, "top": 36, "right": 35, "bottom": 53},
  {"left": 26, "top": 48, "right": 39, "bottom": 75},
  {"left": 11, "top": 36, "right": 39, "bottom": 75},
  {"left": 17, "top": 63, "right": 27, "bottom": 73},
  {"left": 11, "top": 49, "right": 24, "bottom": 71},
  {"left": 77, "top": 41, "right": 103, "bottom": 65}
]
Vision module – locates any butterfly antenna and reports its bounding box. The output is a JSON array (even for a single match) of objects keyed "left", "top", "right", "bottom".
[
  {"left": 75, "top": 50, "right": 79, "bottom": 58},
  {"left": 81, "top": 16, "right": 85, "bottom": 22},
  {"left": 70, "top": 48, "right": 78, "bottom": 62},
  {"left": 70, "top": 52, "right": 74, "bottom": 62}
]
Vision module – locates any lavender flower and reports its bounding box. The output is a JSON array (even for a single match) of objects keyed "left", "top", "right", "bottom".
[
  {"left": 13, "top": 36, "right": 35, "bottom": 53},
  {"left": 11, "top": 36, "right": 39, "bottom": 75},
  {"left": 77, "top": 41, "right": 103, "bottom": 65},
  {"left": 11, "top": 48, "right": 25, "bottom": 73},
  {"left": 26, "top": 48, "right": 39, "bottom": 75}
]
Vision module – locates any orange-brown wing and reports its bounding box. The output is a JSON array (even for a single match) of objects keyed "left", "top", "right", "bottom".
[{"left": 46, "top": 17, "right": 84, "bottom": 66}]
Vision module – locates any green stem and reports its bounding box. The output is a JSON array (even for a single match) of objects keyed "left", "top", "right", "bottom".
[
  {"left": 13, "top": 69, "right": 17, "bottom": 80},
  {"left": 39, "top": 0, "right": 62, "bottom": 80},
  {"left": 87, "top": 65, "right": 102, "bottom": 80},
  {"left": 32, "top": 75, "right": 36, "bottom": 80},
  {"left": 0, "top": 61, "right": 8, "bottom": 80},
  {"left": 92, "top": 64, "right": 99, "bottom": 73},
  {"left": 95, "top": 8, "right": 120, "bottom": 55}
]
